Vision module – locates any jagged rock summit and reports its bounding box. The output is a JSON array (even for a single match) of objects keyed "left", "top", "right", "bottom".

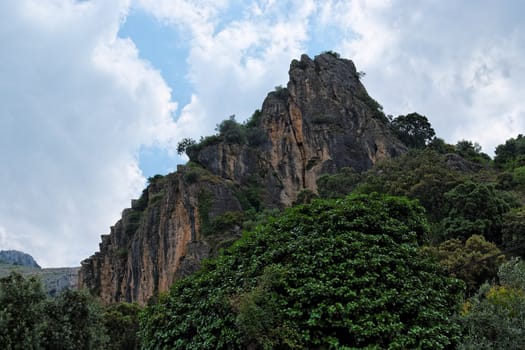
[
  {"left": 0, "top": 250, "right": 40, "bottom": 268},
  {"left": 79, "top": 53, "right": 407, "bottom": 304}
]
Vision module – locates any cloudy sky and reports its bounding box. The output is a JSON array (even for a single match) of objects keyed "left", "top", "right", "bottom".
[{"left": 1, "top": 0, "right": 524, "bottom": 267}]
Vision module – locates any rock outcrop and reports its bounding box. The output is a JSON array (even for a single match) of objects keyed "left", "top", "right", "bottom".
[{"left": 79, "top": 53, "right": 407, "bottom": 304}]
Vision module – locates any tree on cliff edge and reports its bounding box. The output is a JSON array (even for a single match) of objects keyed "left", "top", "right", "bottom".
[
  {"left": 391, "top": 113, "right": 435, "bottom": 149},
  {"left": 140, "top": 194, "right": 464, "bottom": 349}
]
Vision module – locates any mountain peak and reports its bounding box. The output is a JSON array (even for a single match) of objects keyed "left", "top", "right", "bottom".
[{"left": 79, "top": 53, "right": 406, "bottom": 304}]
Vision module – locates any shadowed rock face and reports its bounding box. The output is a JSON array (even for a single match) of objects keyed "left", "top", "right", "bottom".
[{"left": 79, "top": 53, "right": 407, "bottom": 304}]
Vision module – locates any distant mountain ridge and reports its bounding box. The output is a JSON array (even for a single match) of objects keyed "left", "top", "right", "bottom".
[
  {"left": 0, "top": 250, "right": 79, "bottom": 296},
  {"left": 0, "top": 250, "right": 40, "bottom": 268}
]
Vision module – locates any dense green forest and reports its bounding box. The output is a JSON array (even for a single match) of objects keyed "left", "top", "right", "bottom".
[{"left": 2, "top": 113, "right": 525, "bottom": 349}]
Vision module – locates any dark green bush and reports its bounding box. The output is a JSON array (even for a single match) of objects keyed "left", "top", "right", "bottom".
[{"left": 140, "top": 194, "right": 464, "bottom": 349}]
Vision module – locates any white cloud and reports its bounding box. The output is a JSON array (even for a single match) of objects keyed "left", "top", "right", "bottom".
[
  {"left": 3, "top": 0, "right": 523, "bottom": 267},
  {"left": 137, "top": 0, "right": 316, "bottom": 139},
  {"left": 327, "top": 0, "right": 525, "bottom": 154},
  {"left": 0, "top": 0, "right": 177, "bottom": 266}
]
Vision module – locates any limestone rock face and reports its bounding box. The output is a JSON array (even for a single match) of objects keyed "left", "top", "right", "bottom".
[
  {"left": 79, "top": 53, "right": 406, "bottom": 304},
  {"left": 79, "top": 169, "right": 243, "bottom": 304},
  {"left": 191, "top": 53, "right": 406, "bottom": 205}
]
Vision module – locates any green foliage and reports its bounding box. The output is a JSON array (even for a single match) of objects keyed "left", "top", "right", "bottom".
[
  {"left": 198, "top": 134, "right": 222, "bottom": 148},
  {"left": 501, "top": 207, "right": 525, "bottom": 257},
  {"left": 41, "top": 289, "right": 109, "bottom": 350},
  {"left": 103, "top": 302, "right": 142, "bottom": 350},
  {"left": 428, "top": 137, "right": 456, "bottom": 154},
  {"left": 206, "top": 211, "right": 245, "bottom": 236},
  {"left": 140, "top": 194, "right": 464, "bottom": 349},
  {"left": 494, "top": 134, "right": 525, "bottom": 170},
  {"left": 243, "top": 110, "right": 268, "bottom": 147},
  {"left": 362, "top": 93, "right": 385, "bottom": 121},
  {"left": 125, "top": 209, "right": 143, "bottom": 236},
  {"left": 356, "top": 149, "right": 464, "bottom": 224},
  {"left": 423, "top": 235, "right": 504, "bottom": 293},
  {"left": 0, "top": 272, "right": 46, "bottom": 349},
  {"left": 356, "top": 70, "right": 366, "bottom": 79},
  {"left": 455, "top": 140, "right": 491, "bottom": 164},
  {"left": 391, "top": 113, "right": 436, "bottom": 149},
  {"left": 216, "top": 115, "right": 246, "bottom": 144},
  {"left": 148, "top": 190, "right": 165, "bottom": 205},
  {"left": 244, "top": 109, "right": 262, "bottom": 129},
  {"left": 322, "top": 50, "right": 341, "bottom": 58},
  {"left": 0, "top": 272, "right": 111, "bottom": 349},
  {"left": 177, "top": 137, "right": 197, "bottom": 156},
  {"left": 513, "top": 166, "right": 525, "bottom": 188},
  {"left": 147, "top": 174, "right": 164, "bottom": 185},
  {"left": 459, "top": 258, "right": 525, "bottom": 349},
  {"left": 183, "top": 169, "right": 200, "bottom": 184},
  {"left": 232, "top": 179, "right": 263, "bottom": 213},
  {"left": 441, "top": 182, "right": 511, "bottom": 243},
  {"left": 241, "top": 208, "right": 282, "bottom": 232},
  {"left": 317, "top": 167, "right": 362, "bottom": 199},
  {"left": 134, "top": 189, "right": 149, "bottom": 211},
  {"left": 292, "top": 188, "right": 318, "bottom": 205},
  {"left": 273, "top": 85, "right": 288, "bottom": 98}
]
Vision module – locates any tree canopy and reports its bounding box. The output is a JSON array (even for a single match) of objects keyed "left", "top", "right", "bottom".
[
  {"left": 140, "top": 194, "right": 464, "bottom": 349},
  {"left": 495, "top": 134, "right": 525, "bottom": 170},
  {"left": 391, "top": 113, "right": 435, "bottom": 149},
  {"left": 0, "top": 271, "right": 141, "bottom": 350},
  {"left": 459, "top": 258, "right": 525, "bottom": 349}
]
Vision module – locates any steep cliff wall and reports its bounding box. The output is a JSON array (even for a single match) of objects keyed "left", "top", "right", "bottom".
[
  {"left": 79, "top": 53, "right": 407, "bottom": 304},
  {"left": 79, "top": 167, "right": 243, "bottom": 304},
  {"left": 190, "top": 53, "right": 405, "bottom": 205}
]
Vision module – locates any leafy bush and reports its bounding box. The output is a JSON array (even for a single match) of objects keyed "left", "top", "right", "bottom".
[
  {"left": 494, "top": 134, "right": 525, "bottom": 170},
  {"left": 103, "top": 303, "right": 142, "bottom": 350},
  {"left": 441, "top": 182, "right": 511, "bottom": 243},
  {"left": 356, "top": 149, "right": 464, "bottom": 224},
  {"left": 459, "top": 258, "right": 525, "bottom": 349},
  {"left": 273, "top": 85, "right": 288, "bottom": 99},
  {"left": 41, "top": 289, "right": 109, "bottom": 350},
  {"left": 205, "top": 211, "right": 245, "bottom": 236},
  {"left": 244, "top": 109, "right": 262, "bottom": 129},
  {"left": 321, "top": 50, "right": 341, "bottom": 59},
  {"left": 216, "top": 115, "right": 246, "bottom": 144},
  {"left": 140, "top": 194, "right": 464, "bottom": 349},
  {"left": 0, "top": 272, "right": 46, "bottom": 348},
  {"left": 0, "top": 272, "right": 110, "bottom": 349},
  {"left": 513, "top": 166, "right": 525, "bottom": 188},
  {"left": 501, "top": 207, "right": 525, "bottom": 257},
  {"left": 317, "top": 167, "right": 361, "bottom": 199},
  {"left": 454, "top": 140, "right": 491, "bottom": 164},
  {"left": 422, "top": 235, "right": 504, "bottom": 293}
]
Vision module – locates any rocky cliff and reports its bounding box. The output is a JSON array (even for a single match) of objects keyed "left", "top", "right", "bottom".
[{"left": 79, "top": 53, "right": 407, "bottom": 304}]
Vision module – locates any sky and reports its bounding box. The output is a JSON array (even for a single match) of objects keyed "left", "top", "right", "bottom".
[{"left": 1, "top": 0, "right": 524, "bottom": 267}]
